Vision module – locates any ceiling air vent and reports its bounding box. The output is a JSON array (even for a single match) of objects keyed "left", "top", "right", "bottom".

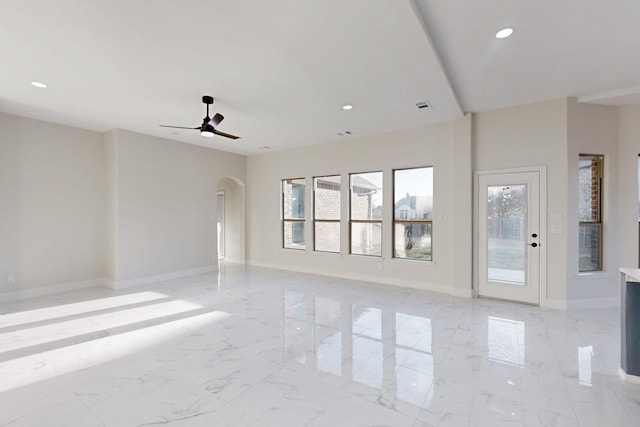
[{"left": 416, "top": 101, "right": 431, "bottom": 110}]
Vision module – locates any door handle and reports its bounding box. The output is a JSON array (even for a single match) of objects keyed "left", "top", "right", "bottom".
[{"left": 527, "top": 242, "right": 539, "bottom": 248}]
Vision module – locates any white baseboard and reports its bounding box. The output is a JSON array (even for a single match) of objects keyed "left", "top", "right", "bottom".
[
  {"left": 619, "top": 367, "right": 640, "bottom": 384},
  {"left": 451, "top": 288, "right": 473, "bottom": 299},
  {"left": 112, "top": 265, "right": 218, "bottom": 290},
  {"left": 102, "top": 278, "right": 117, "bottom": 289},
  {"left": 0, "top": 278, "right": 106, "bottom": 304},
  {"left": 543, "top": 298, "right": 567, "bottom": 310},
  {"left": 248, "top": 260, "right": 452, "bottom": 295},
  {"left": 544, "top": 296, "right": 619, "bottom": 310},
  {"left": 0, "top": 266, "right": 220, "bottom": 303},
  {"left": 566, "top": 296, "right": 619, "bottom": 310}
]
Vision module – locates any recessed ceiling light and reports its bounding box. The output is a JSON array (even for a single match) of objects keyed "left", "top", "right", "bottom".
[
  {"left": 31, "top": 81, "right": 47, "bottom": 88},
  {"left": 342, "top": 104, "right": 353, "bottom": 110},
  {"left": 495, "top": 28, "right": 514, "bottom": 39}
]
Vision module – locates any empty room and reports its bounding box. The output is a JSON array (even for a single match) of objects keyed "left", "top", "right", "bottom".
[{"left": 2, "top": 1, "right": 640, "bottom": 426}]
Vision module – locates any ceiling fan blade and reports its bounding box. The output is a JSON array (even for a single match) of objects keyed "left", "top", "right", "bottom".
[
  {"left": 210, "top": 113, "right": 224, "bottom": 127},
  {"left": 159, "top": 125, "right": 199, "bottom": 130},
  {"left": 213, "top": 129, "right": 241, "bottom": 140}
]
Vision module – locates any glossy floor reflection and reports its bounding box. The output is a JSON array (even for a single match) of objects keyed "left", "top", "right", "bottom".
[{"left": 0, "top": 264, "right": 639, "bottom": 426}]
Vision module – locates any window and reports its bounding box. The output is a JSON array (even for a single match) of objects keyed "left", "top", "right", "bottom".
[
  {"left": 350, "top": 172, "right": 382, "bottom": 256},
  {"left": 578, "top": 155, "right": 603, "bottom": 271},
  {"left": 314, "top": 175, "right": 341, "bottom": 253},
  {"left": 282, "top": 178, "right": 306, "bottom": 249},
  {"left": 393, "top": 167, "right": 433, "bottom": 261}
]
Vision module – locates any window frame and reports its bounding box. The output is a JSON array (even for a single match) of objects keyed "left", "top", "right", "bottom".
[
  {"left": 349, "top": 171, "right": 383, "bottom": 257},
  {"left": 392, "top": 166, "right": 433, "bottom": 262},
  {"left": 282, "top": 178, "right": 306, "bottom": 250},
  {"left": 578, "top": 154, "right": 603, "bottom": 272},
  {"left": 313, "top": 174, "right": 341, "bottom": 253}
]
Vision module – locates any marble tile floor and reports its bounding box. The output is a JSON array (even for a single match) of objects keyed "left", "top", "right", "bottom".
[{"left": 0, "top": 264, "right": 639, "bottom": 426}]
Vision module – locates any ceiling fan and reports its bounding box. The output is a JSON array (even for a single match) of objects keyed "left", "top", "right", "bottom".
[{"left": 160, "top": 96, "right": 240, "bottom": 140}]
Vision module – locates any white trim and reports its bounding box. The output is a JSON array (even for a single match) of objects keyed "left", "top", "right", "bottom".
[
  {"left": 575, "top": 272, "right": 617, "bottom": 280},
  {"left": 473, "top": 166, "right": 548, "bottom": 306},
  {"left": 472, "top": 173, "right": 479, "bottom": 299},
  {"left": 619, "top": 367, "right": 640, "bottom": 384},
  {"left": 310, "top": 250, "right": 343, "bottom": 258},
  {"left": 543, "top": 298, "right": 567, "bottom": 310},
  {"left": 567, "top": 296, "right": 619, "bottom": 310},
  {"left": 388, "top": 258, "right": 435, "bottom": 267},
  {"left": 451, "top": 287, "right": 473, "bottom": 299},
  {"left": 578, "top": 87, "right": 640, "bottom": 104},
  {"left": 279, "top": 248, "right": 307, "bottom": 255},
  {"left": 347, "top": 254, "right": 383, "bottom": 262},
  {"left": 102, "top": 278, "right": 117, "bottom": 289},
  {"left": 113, "top": 265, "right": 218, "bottom": 290},
  {"left": 0, "top": 278, "right": 107, "bottom": 303},
  {"left": 248, "top": 260, "right": 451, "bottom": 295}
]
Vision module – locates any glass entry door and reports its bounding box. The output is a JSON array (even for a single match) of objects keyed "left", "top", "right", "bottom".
[{"left": 478, "top": 171, "right": 541, "bottom": 305}]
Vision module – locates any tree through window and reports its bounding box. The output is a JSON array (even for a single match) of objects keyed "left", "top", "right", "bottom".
[{"left": 393, "top": 167, "right": 433, "bottom": 261}]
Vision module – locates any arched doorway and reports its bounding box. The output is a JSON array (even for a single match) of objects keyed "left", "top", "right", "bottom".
[{"left": 216, "top": 177, "right": 246, "bottom": 264}]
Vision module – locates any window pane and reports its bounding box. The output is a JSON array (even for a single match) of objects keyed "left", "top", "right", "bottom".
[
  {"left": 351, "top": 222, "right": 381, "bottom": 256},
  {"left": 394, "top": 168, "right": 433, "bottom": 220},
  {"left": 350, "top": 172, "right": 383, "bottom": 220},
  {"left": 284, "top": 221, "right": 305, "bottom": 249},
  {"left": 579, "top": 154, "right": 603, "bottom": 272},
  {"left": 486, "top": 185, "right": 526, "bottom": 284},
  {"left": 283, "top": 179, "right": 305, "bottom": 219},
  {"left": 578, "top": 156, "right": 601, "bottom": 222},
  {"left": 315, "top": 222, "right": 340, "bottom": 253},
  {"left": 314, "top": 176, "right": 341, "bottom": 220},
  {"left": 579, "top": 223, "right": 601, "bottom": 271},
  {"left": 394, "top": 223, "right": 432, "bottom": 261}
]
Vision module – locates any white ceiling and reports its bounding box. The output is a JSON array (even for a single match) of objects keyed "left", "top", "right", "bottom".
[{"left": 1, "top": 0, "right": 639, "bottom": 155}]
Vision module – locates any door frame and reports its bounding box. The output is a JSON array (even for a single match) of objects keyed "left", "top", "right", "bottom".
[
  {"left": 217, "top": 190, "right": 225, "bottom": 260},
  {"left": 473, "top": 166, "right": 547, "bottom": 305}
]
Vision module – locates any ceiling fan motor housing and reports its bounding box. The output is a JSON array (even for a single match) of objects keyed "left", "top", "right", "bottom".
[{"left": 159, "top": 95, "right": 240, "bottom": 139}]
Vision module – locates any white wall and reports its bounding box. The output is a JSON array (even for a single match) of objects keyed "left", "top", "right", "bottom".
[
  {"left": 113, "top": 130, "right": 246, "bottom": 282},
  {"left": 247, "top": 121, "right": 468, "bottom": 293},
  {"left": 566, "top": 99, "right": 619, "bottom": 304},
  {"left": 473, "top": 99, "right": 568, "bottom": 304},
  {"left": 618, "top": 105, "right": 640, "bottom": 269},
  {"left": 0, "top": 112, "right": 106, "bottom": 294},
  {"left": 451, "top": 114, "right": 473, "bottom": 297},
  {"left": 0, "top": 114, "right": 247, "bottom": 297},
  {"left": 4, "top": 99, "right": 638, "bottom": 306}
]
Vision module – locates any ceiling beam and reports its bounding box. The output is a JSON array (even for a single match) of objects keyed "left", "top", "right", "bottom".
[
  {"left": 409, "top": 0, "right": 465, "bottom": 117},
  {"left": 578, "top": 86, "right": 640, "bottom": 106}
]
